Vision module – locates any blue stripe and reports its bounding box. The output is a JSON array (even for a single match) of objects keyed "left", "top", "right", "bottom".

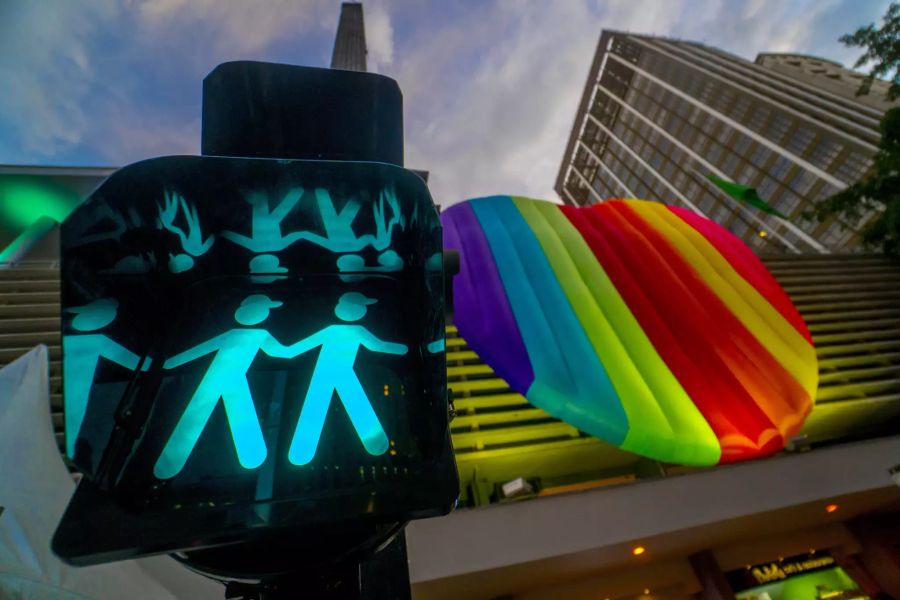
[{"left": 470, "top": 197, "right": 627, "bottom": 445}]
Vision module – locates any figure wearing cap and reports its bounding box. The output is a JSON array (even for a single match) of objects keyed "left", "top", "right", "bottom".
[
  {"left": 63, "top": 298, "right": 149, "bottom": 459},
  {"left": 286, "top": 292, "right": 408, "bottom": 465},
  {"left": 154, "top": 294, "right": 296, "bottom": 479}
]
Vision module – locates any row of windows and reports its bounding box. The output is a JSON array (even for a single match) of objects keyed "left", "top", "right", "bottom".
[
  {"left": 631, "top": 50, "right": 865, "bottom": 175},
  {"left": 659, "top": 41, "right": 882, "bottom": 140},
  {"left": 580, "top": 63, "right": 879, "bottom": 250},
  {"left": 608, "top": 112, "right": 770, "bottom": 237},
  {"left": 619, "top": 73, "right": 869, "bottom": 212}
]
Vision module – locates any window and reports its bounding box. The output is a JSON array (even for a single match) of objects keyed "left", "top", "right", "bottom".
[
  {"left": 707, "top": 144, "right": 724, "bottom": 164},
  {"left": 808, "top": 138, "right": 842, "bottom": 169},
  {"left": 775, "top": 193, "right": 802, "bottom": 216},
  {"left": 747, "top": 106, "right": 771, "bottom": 132},
  {"left": 662, "top": 161, "right": 676, "bottom": 179},
  {"left": 770, "top": 156, "right": 792, "bottom": 180},
  {"left": 788, "top": 169, "right": 816, "bottom": 195},
  {"left": 784, "top": 127, "right": 815, "bottom": 156},
  {"left": 756, "top": 176, "right": 779, "bottom": 200},
  {"left": 749, "top": 145, "right": 770, "bottom": 167},
  {"left": 733, "top": 135, "right": 752, "bottom": 156},
  {"left": 765, "top": 114, "right": 792, "bottom": 144},
  {"left": 732, "top": 220, "right": 750, "bottom": 237},
  {"left": 739, "top": 163, "right": 758, "bottom": 184}
]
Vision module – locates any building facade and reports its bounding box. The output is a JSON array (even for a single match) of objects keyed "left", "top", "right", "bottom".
[{"left": 555, "top": 31, "right": 894, "bottom": 254}]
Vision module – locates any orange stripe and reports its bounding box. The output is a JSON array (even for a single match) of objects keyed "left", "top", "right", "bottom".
[
  {"left": 627, "top": 201, "right": 817, "bottom": 408},
  {"left": 612, "top": 202, "right": 812, "bottom": 440},
  {"left": 668, "top": 205, "right": 813, "bottom": 344}
]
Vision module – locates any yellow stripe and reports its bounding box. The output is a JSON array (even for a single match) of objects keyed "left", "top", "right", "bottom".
[
  {"left": 626, "top": 201, "right": 818, "bottom": 399},
  {"left": 516, "top": 197, "right": 720, "bottom": 465}
]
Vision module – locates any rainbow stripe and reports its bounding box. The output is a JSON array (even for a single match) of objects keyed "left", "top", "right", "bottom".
[{"left": 442, "top": 196, "right": 817, "bottom": 465}]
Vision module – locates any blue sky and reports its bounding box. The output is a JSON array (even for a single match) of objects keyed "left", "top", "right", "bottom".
[{"left": 0, "top": 0, "right": 891, "bottom": 206}]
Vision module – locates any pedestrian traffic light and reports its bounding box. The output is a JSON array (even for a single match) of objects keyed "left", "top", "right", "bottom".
[{"left": 52, "top": 154, "right": 458, "bottom": 566}]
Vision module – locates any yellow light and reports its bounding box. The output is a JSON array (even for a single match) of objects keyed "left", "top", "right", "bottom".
[
  {"left": 632, "top": 546, "right": 646, "bottom": 556},
  {"left": 644, "top": 589, "right": 650, "bottom": 595},
  {"left": 826, "top": 503, "right": 839, "bottom": 513},
  {"left": 759, "top": 230, "right": 768, "bottom": 238}
]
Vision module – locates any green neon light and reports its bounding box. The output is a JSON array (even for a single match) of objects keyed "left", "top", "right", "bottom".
[
  {"left": 0, "top": 216, "right": 57, "bottom": 266},
  {"left": 63, "top": 299, "right": 148, "bottom": 458},
  {"left": 0, "top": 176, "right": 81, "bottom": 231},
  {"left": 427, "top": 338, "right": 445, "bottom": 353},
  {"left": 288, "top": 292, "right": 408, "bottom": 465},
  {"left": 153, "top": 295, "right": 294, "bottom": 479}
]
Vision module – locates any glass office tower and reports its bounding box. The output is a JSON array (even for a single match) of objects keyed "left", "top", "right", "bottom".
[{"left": 555, "top": 31, "right": 895, "bottom": 253}]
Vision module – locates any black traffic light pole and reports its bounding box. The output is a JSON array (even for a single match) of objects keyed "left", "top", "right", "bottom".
[{"left": 198, "top": 61, "right": 413, "bottom": 600}]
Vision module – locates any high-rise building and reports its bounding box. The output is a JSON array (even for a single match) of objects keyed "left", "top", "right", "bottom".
[
  {"left": 555, "top": 31, "right": 895, "bottom": 254},
  {"left": 331, "top": 2, "right": 368, "bottom": 72}
]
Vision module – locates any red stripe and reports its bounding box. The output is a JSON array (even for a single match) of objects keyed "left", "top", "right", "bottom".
[
  {"left": 611, "top": 202, "right": 811, "bottom": 441},
  {"left": 561, "top": 203, "right": 781, "bottom": 461},
  {"left": 667, "top": 205, "right": 813, "bottom": 344}
]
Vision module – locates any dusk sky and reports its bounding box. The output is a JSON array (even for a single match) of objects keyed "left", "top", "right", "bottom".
[{"left": 0, "top": 0, "right": 891, "bottom": 207}]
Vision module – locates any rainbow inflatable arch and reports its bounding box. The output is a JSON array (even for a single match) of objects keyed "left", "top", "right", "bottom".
[{"left": 442, "top": 196, "right": 817, "bottom": 466}]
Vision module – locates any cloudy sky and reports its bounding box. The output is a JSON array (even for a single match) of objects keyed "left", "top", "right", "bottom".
[{"left": 0, "top": 0, "right": 890, "bottom": 207}]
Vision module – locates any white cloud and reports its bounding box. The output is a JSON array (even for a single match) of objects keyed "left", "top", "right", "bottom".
[
  {"left": 365, "top": 2, "right": 394, "bottom": 73},
  {"left": 135, "top": 0, "right": 335, "bottom": 54},
  {"left": 383, "top": 0, "right": 892, "bottom": 208},
  {"left": 0, "top": 1, "right": 120, "bottom": 158},
  {"left": 0, "top": 0, "right": 891, "bottom": 193}
]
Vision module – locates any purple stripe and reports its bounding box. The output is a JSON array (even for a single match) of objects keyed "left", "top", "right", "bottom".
[{"left": 442, "top": 202, "right": 535, "bottom": 392}]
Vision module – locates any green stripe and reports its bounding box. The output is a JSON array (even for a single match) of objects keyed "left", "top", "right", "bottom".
[{"left": 516, "top": 198, "right": 721, "bottom": 466}]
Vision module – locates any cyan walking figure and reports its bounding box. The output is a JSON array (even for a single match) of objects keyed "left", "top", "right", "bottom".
[
  {"left": 222, "top": 187, "right": 405, "bottom": 255},
  {"left": 222, "top": 189, "right": 307, "bottom": 253},
  {"left": 287, "top": 292, "right": 408, "bottom": 466},
  {"left": 154, "top": 295, "right": 298, "bottom": 479},
  {"left": 158, "top": 191, "right": 215, "bottom": 273},
  {"left": 249, "top": 254, "right": 288, "bottom": 284},
  {"left": 306, "top": 188, "right": 403, "bottom": 252},
  {"left": 63, "top": 299, "right": 149, "bottom": 459}
]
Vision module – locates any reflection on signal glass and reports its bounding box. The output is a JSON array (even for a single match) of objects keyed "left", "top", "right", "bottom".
[{"left": 63, "top": 299, "right": 148, "bottom": 458}]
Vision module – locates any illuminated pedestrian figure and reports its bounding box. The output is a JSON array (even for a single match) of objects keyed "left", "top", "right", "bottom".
[
  {"left": 336, "top": 250, "right": 404, "bottom": 282},
  {"left": 63, "top": 299, "right": 148, "bottom": 459},
  {"left": 158, "top": 191, "right": 215, "bottom": 273},
  {"left": 249, "top": 254, "right": 288, "bottom": 284},
  {"left": 305, "top": 188, "right": 403, "bottom": 252},
  {"left": 223, "top": 187, "right": 405, "bottom": 254},
  {"left": 222, "top": 189, "right": 307, "bottom": 252},
  {"left": 154, "top": 295, "right": 297, "bottom": 480},
  {"left": 287, "top": 292, "right": 408, "bottom": 465}
]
